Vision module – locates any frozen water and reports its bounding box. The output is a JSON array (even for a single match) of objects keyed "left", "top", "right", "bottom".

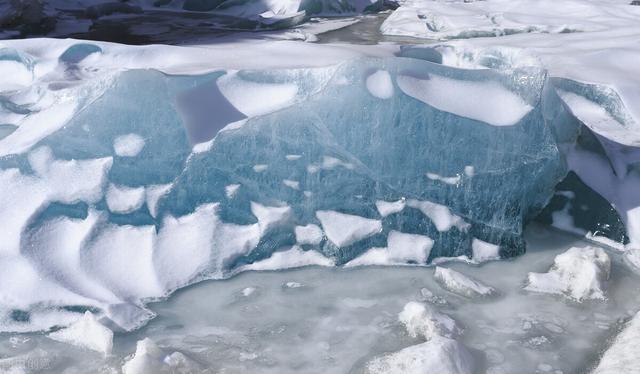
[
  {"left": 0, "top": 226, "right": 634, "bottom": 373},
  {"left": 434, "top": 266, "right": 496, "bottom": 298},
  {"left": 47, "top": 312, "right": 113, "bottom": 355}
]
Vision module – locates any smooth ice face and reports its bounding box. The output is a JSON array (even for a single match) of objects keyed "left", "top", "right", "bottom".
[{"left": 0, "top": 42, "right": 598, "bottom": 332}]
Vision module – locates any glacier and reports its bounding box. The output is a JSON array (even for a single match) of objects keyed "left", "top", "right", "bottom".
[{"left": 1, "top": 35, "right": 640, "bottom": 333}]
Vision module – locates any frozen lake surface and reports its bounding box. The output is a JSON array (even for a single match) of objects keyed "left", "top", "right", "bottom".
[{"left": 1, "top": 225, "right": 639, "bottom": 373}]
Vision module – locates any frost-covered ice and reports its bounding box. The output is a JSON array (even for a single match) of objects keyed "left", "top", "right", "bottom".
[
  {"left": 47, "top": 312, "right": 113, "bottom": 355},
  {"left": 316, "top": 210, "right": 382, "bottom": 248},
  {"left": 434, "top": 266, "right": 496, "bottom": 298},
  {"left": 594, "top": 311, "right": 640, "bottom": 374},
  {"left": 366, "top": 337, "right": 475, "bottom": 374},
  {"left": 346, "top": 230, "right": 433, "bottom": 266},
  {"left": 398, "top": 301, "right": 461, "bottom": 340},
  {"left": 113, "top": 133, "right": 145, "bottom": 157},
  {"left": 525, "top": 246, "right": 611, "bottom": 301}
]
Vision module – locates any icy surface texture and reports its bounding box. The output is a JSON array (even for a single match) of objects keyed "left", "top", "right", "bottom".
[{"left": 0, "top": 39, "right": 608, "bottom": 332}]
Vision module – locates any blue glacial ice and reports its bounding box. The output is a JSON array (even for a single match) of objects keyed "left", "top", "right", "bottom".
[{"left": 3, "top": 41, "right": 640, "bottom": 331}]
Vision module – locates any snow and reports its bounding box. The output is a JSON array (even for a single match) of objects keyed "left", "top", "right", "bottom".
[
  {"left": 366, "top": 337, "right": 475, "bottom": 374},
  {"left": 525, "top": 246, "right": 611, "bottom": 301},
  {"left": 406, "top": 199, "right": 469, "bottom": 232},
  {"left": 241, "top": 246, "right": 335, "bottom": 271},
  {"left": 471, "top": 239, "right": 500, "bottom": 263},
  {"left": 282, "top": 179, "right": 300, "bottom": 190},
  {"left": 376, "top": 199, "right": 406, "bottom": 217},
  {"left": 251, "top": 202, "right": 292, "bottom": 236},
  {"left": 426, "top": 172, "right": 461, "bottom": 185},
  {"left": 434, "top": 266, "right": 496, "bottom": 298},
  {"left": 0, "top": 60, "right": 32, "bottom": 92},
  {"left": 398, "top": 301, "right": 461, "bottom": 340},
  {"left": 346, "top": 231, "right": 434, "bottom": 266},
  {"left": 295, "top": 224, "right": 324, "bottom": 245},
  {"left": 217, "top": 72, "right": 299, "bottom": 117},
  {"left": 593, "top": 312, "right": 640, "bottom": 374},
  {"left": 366, "top": 70, "right": 394, "bottom": 99},
  {"left": 113, "top": 133, "right": 145, "bottom": 157},
  {"left": 48, "top": 312, "right": 113, "bottom": 355},
  {"left": 105, "top": 184, "right": 146, "bottom": 214},
  {"left": 225, "top": 183, "right": 241, "bottom": 198},
  {"left": 316, "top": 210, "right": 382, "bottom": 248},
  {"left": 397, "top": 74, "right": 533, "bottom": 127},
  {"left": 145, "top": 183, "right": 172, "bottom": 218}
]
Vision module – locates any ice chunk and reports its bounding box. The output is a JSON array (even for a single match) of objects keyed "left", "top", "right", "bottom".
[
  {"left": 295, "top": 224, "right": 324, "bottom": 245},
  {"left": 122, "top": 338, "right": 162, "bottom": 374},
  {"left": 105, "top": 184, "right": 146, "bottom": 214},
  {"left": 407, "top": 200, "right": 469, "bottom": 232},
  {"left": 471, "top": 239, "right": 500, "bottom": 263},
  {"left": 282, "top": 179, "right": 300, "bottom": 190},
  {"left": 241, "top": 246, "right": 334, "bottom": 271},
  {"left": 366, "top": 70, "right": 394, "bottom": 99},
  {"left": 398, "top": 301, "right": 461, "bottom": 340},
  {"left": 316, "top": 210, "right": 382, "bottom": 248},
  {"left": 376, "top": 199, "right": 406, "bottom": 217},
  {"left": 593, "top": 312, "right": 640, "bottom": 374},
  {"left": 397, "top": 75, "right": 532, "bottom": 126},
  {"left": 525, "top": 246, "right": 610, "bottom": 301},
  {"left": 48, "top": 312, "right": 113, "bottom": 355},
  {"left": 434, "top": 267, "right": 496, "bottom": 298},
  {"left": 113, "top": 133, "right": 145, "bottom": 157},
  {"left": 366, "top": 336, "right": 475, "bottom": 374},
  {"left": 346, "top": 231, "right": 434, "bottom": 266}
]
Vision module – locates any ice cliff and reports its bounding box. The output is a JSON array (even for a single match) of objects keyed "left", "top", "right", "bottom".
[{"left": 0, "top": 38, "right": 637, "bottom": 331}]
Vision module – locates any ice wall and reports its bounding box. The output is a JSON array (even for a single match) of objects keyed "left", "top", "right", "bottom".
[{"left": 2, "top": 40, "right": 637, "bottom": 332}]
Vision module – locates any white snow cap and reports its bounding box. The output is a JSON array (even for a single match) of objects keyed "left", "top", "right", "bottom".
[
  {"left": 398, "top": 301, "right": 461, "bottom": 340},
  {"left": 48, "top": 312, "right": 113, "bottom": 355},
  {"left": 525, "top": 246, "right": 610, "bottom": 301}
]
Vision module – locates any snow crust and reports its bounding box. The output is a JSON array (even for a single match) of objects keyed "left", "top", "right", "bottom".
[{"left": 525, "top": 246, "right": 611, "bottom": 301}]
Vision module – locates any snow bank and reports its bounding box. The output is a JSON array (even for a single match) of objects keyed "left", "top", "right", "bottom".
[{"left": 525, "top": 246, "right": 610, "bottom": 301}]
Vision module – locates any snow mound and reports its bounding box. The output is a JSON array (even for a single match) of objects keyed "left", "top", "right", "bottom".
[
  {"left": 122, "top": 338, "right": 200, "bottom": 374},
  {"left": 398, "top": 301, "right": 461, "bottom": 340},
  {"left": 525, "top": 246, "right": 610, "bottom": 301},
  {"left": 366, "top": 336, "right": 475, "bottom": 374},
  {"left": 434, "top": 267, "right": 496, "bottom": 298},
  {"left": 48, "top": 312, "right": 113, "bottom": 355}
]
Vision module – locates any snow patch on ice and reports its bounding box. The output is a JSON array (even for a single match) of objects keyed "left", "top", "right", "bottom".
[
  {"left": 113, "top": 133, "right": 145, "bottom": 157},
  {"left": 345, "top": 231, "right": 434, "bottom": 266},
  {"left": 471, "top": 239, "right": 500, "bottom": 263},
  {"left": 366, "top": 70, "right": 394, "bottom": 99},
  {"left": 316, "top": 210, "right": 382, "bottom": 247},
  {"left": 397, "top": 74, "right": 532, "bottom": 127},
  {"left": 376, "top": 199, "right": 406, "bottom": 217},
  {"left": 295, "top": 224, "right": 324, "bottom": 245},
  {"left": 241, "top": 246, "right": 334, "bottom": 271},
  {"left": 105, "top": 184, "right": 146, "bottom": 214},
  {"left": 407, "top": 199, "right": 469, "bottom": 232}
]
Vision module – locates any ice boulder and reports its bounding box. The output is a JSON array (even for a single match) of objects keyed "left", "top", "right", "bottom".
[
  {"left": 398, "top": 301, "right": 461, "bottom": 340},
  {"left": 365, "top": 336, "right": 475, "bottom": 374},
  {"left": 525, "top": 246, "right": 610, "bottom": 301}
]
